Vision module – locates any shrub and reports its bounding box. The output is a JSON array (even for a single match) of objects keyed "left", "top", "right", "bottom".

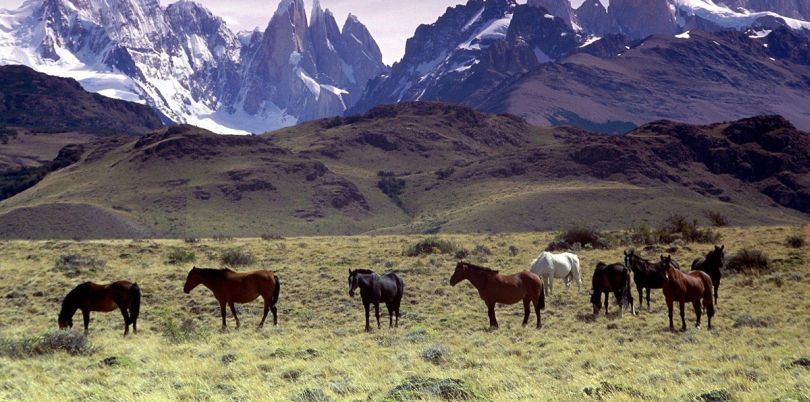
[
  {"left": 786, "top": 235, "right": 805, "bottom": 249},
  {"left": 472, "top": 245, "right": 491, "bottom": 256},
  {"left": 658, "top": 214, "right": 721, "bottom": 244},
  {"left": 454, "top": 249, "right": 470, "bottom": 259},
  {"left": 167, "top": 249, "right": 195, "bottom": 264},
  {"left": 508, "top": 245, "right": 519, "bottom": 257},
  {"left": 291, "top": 388, "right": 334, "bottom": 402},
  {"left": 547, "top": 225, "right": 610, "bottom": 251},
  {"left": 0, "top": 330, "right": 94, "bottom": 357},
  {"left": 261, "top": 234, "right": 285, "bottom": 241},
  {"left": 435, "top": 167, "right": 455, "bottom": 180},
  {"left": 220, "top": 248, "right": 254, "bottom": 267},
  {"left": 382, "top": 376, "right": 484, "bottom": 401},
  {"left": 421, "top": 344, "right": 449, "bottom": 364},
  {"left": 161, "top": 319, "right": 209, "bottom": 343},
  {"left": 725, "top": 249, "right": 769, "bottom": 274},
  {"left": 732, "top": 314, "right": 770, "bottom": 328},
  {"left": 378, "top": 177, "right": 406, "bottom": 206},
  {"left": 54, "top": 254, "right": 105, "bottom": 277},
  {"left": 404, "top": 237, "right": 456, "bottom": 257},
  {"left": 704, "top": 210, "right": 730, "bottom": 227},
  {"left": 184, "top": 237, "right": 200, "bottom": 244}
]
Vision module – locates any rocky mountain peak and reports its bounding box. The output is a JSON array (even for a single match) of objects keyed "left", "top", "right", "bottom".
[{"left": 527, "top": 0, "right": 575, "bottom": 28}]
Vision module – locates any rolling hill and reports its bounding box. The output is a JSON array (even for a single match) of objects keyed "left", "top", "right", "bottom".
[{"left": 0, "top": 103, "right": 807, "bottom": 239}]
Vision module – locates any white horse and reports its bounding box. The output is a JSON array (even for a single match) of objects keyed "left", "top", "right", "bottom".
[{"left": 529, "top": 251, "right": 582, "bottom": 295}]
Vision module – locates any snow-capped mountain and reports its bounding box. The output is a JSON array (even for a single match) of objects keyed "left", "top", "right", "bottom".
[
  {"left": 0, "top": 0, "right": 386, "bottom": 134},
  {"left": 352, "top": 0, "right": 810, "bottom": 116}
]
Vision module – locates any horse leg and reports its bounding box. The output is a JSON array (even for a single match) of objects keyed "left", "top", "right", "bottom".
[
  {"left": 667, "top": 299, "right": 674, "bottom": 331},
  {"left": 679, "top": 302, "right": 686, "bottom": 331},
  {"left": 259, "top": 296, "right": 270, "bottom": 328},
  {"left": 646, "top": 287, "right": 651, "bottom": 312},
  {"left": 522, "top": 298, "right": 530, "bottom": 327},
  {"left": 363, "top": 301, "right": 371, "bottom": 332},
  {"left": 130, "top": 308, "right": 138, "bottom": 334},
  {"left": 714, "top": 283, "right": 719, "bottom": 307},
  {"left": 374, "top": 303, "right": 381, "bottom": 329},
  {"left": 693, "top": 301, "right": 702, "bottom": 329},
  {"left": 386, "top": 302, "right": 393, "bottom": 328},
  {"left": 82, "top": 310, "right": 90, "bottom": 335},
  {"left": 604, "top": 293, "right": 610, "bottom": 317},
  {"left": 219, "top": 301, "right": 227, "bottom": 329},
  {"left": 636, "top": 285, "right": 643, "bottom": 313},
  {"left": 532, "top": 296, "right": 542, "bottom": 329},
  {"left": 548, "top": 276, "right": 554, "bottom": 296},
  {"left": 394, "top": 301, "right": 400, "bottom": 328},
  {"left": 486, "top": 302, "right": 498, "bottom": 329},
  {"left": 118, "top": 305, "right": 131, "bottom": 336},
  {"left": 228, "top": 302, "right": 240, "bottom": 328}
]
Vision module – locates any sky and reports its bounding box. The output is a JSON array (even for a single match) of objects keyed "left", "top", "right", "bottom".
[{"left": 0, "top": 0, "right": 602, "bottom": 64}]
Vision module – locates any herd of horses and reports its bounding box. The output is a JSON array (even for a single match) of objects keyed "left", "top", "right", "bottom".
[{"left": 56, "top": 245, "right": 725, "bottom": 335}]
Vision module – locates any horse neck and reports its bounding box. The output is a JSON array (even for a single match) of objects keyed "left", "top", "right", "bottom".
[
  {"left": 463, "top": 269, "right": 492, "bottom": 291},
  {"left": 59, "top": 294, "right": 80, "bottom": 320},
  {"left": 355, "top": 273, "right": 376, "bottom": 290},
  {"left": 195, "top": 271, "right": 221, "bottom": 291}
]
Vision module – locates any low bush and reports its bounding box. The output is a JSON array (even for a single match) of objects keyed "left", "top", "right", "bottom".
[
  {"left": 166, "top": 249, "right": 195, "bottom": 264},
  {"left": 547, "top": 225, "right": 610, "bottom": 251},
  {"left": 378, "top": 177, "right": 406, "bottom": 206},
  {"left": 786, "top": 235, "right": 805, "bottom": 249},
  {"left": 404, "top": 237, "right": 456, "bottom": 257},
  {"left": 704, "top": 210, "right": 730, "bottom": 227},
  {"left": 54, "top": 254, "right": 105, "bottom": 277},
  {"left": 382, "top": 376, "right": 483, "bottom": 401},
  {"left": 421, "top": 344, "right": 449, "bottom": 364},
  {"left": 658, "top": 214, "right": 721, "bottom": 244},
  {"left": 220, "top": 249, "right": 254, "bottom": 267},
  {"left": 161, "top": 319, "right": 209, "bottom": 343},
  {"left": 725, "top": 249, "right": 769, "bottom": 274},
  {"left": 261, "top": 234, "right": 285, "bottom": 241},
  {"left": 0, "top": 330, "right": 94, "bottom": 357}
]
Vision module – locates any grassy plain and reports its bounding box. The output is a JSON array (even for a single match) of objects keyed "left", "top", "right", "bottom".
[{"left": 0, "top": 226, "right": 807, "bottom": 401}]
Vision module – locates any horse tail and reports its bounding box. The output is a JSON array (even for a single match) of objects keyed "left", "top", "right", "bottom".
[
  {"left": 129, "top": 283, "right": 141, "bottom": 323},
  {"left": 270, "top": 277, "right": 281, "bottom": 308},
  {"left": 703, "top": 276, "right": 715, "bottom": 317},
  {"left": 539, "top": 284, "right": 546, "bottom": 310}
]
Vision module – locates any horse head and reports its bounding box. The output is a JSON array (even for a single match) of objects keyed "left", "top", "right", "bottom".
[
  {"left": 712, "top": 245, "right": 725, "bottom": 264},
  {"left": 590, "top": 289, "right": 602, "bottom": 315},
  {"left": 57, "top": 313, "right": 73, "bottom": 330},
  {"left": 183, "top": 267, "right": 201, "bottom": 294},
  {"left": 348, "top": 269, "right": 358, "bottom": 297},
  {"left": 660, "top": 255, "right": 674, "bottom": 279},
  {"left": 449, "top": 261, "right": 467, "bottom": 286},
  {"left": 624, "top": 249, "right": 635, "bottom": 269}
]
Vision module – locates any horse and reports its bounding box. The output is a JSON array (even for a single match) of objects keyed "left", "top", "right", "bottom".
[
  {"left": 591, "top": 262, "right": 635, "bottom": 317},
  {"left": 624, "top": 249, "right": 678, "bottom": 311},
  {"left": 347, "top": 269, "right": 405, "bottom": 332},
  {"left": 58, "top": 281, "right": 141, "bottom": 336},
  {"left": 529, "top": 251, "right": 582, "bottom": 295},
  {"left": 692, "top": 245, "right": 724, "bottom": 306},
  {"left": 183, "top": 267, "right": 280, "bottom": 329},
  {"left": 450, "top": 261, "right": 545, "bottom": 329},
  {"left": 660, "top": 255, "right": 715, "bottom": 331}
]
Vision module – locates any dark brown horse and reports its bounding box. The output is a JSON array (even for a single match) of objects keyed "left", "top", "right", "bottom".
[
  {"left": 692, "top": 245, "right": 724, "bottom": 306},
  {"left": 661, "top": 255, "right": 715, "bottom": 331},
  {"left": 348, "top": 269, "right": 405, "bottom": 332},
  {"left": 449, "top": 261, "right": 545, "bottom": 329},
  {"left": 58, "top": 281, "right": 141, "bottom": 335},
  {"left": 183, "top": 267, "right": 280, "bottom": 329},
  {"left": 591, "top": 262, "right": 635, "bottom": 317},
  {"left": 625, "top": 249, "right": 679, "bottom": 311}
]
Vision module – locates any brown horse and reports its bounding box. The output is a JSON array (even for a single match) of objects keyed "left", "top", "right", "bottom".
[
  {"left": 183, "top": 267, "right": 280, "bottom": 329},
  {"left": 58, "top": 281, "right": 141, "bottom": 336},
  {"left": 660, "top": 255, "right": 715, "bottom": 331},
  {"left": 449, "top": 261, "right": 545, "bottom": 329}
]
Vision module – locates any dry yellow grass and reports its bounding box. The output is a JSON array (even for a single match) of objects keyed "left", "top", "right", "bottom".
[{"left": 0, "top": 226, "right": 808, "bottom": 401}]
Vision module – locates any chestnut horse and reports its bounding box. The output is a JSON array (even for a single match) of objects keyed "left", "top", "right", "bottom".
[
  {"left": 183, "top": 267, "right": 280, "bottom": 329},
  {"left": 692, "top": 245, "right": 724, "bottom": 306},
  {"left": 661, "top": 255, "right": 715, "bottom": 331},
  {"left": 58, "top": 281, "right": 141, "bottom": 336},
  {"left": 449, "top": 261, "right": 545, "bottom": 329}
]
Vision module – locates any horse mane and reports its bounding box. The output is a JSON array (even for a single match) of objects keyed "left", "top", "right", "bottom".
[
  {"left": 461, "top": 261, "right": 499, "bottom": 274},
  {"left": 195, "top": 267, "right": 235, "bottom": 276},
  {"left": 59, "top": 282, "right": 93, "bottom": 321},
  {"left": 351, "top": 269, "right": 375, "bottom": 275}
]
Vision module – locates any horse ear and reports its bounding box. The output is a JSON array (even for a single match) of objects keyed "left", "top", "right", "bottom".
[
  {"left": 348, "top": 269, "right": 352, "bottom": 275},
  {"left": 720, "top": 245, "right": 725, "bottom": 251}
]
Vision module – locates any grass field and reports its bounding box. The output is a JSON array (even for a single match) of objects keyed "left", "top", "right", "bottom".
[{"left": 0, "top": 226, "right": 808, "bottom": 401}]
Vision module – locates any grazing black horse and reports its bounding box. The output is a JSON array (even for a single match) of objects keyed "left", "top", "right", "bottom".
[
  {"left": 591, "top": 262, "right": 635, "bottom": 317},
  {"left": 692, "top": 245, "right": 724, "bottom": 306},
  {"left": 625, "top": 249, "right": 678, "bottom": 311},
  {"left": 348, "top": 269, "right": 404, "bottom": 332}
]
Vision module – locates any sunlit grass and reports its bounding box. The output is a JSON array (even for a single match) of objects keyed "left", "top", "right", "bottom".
[{"left": 0, "top": 226, "right": 807, "bottom": 400}]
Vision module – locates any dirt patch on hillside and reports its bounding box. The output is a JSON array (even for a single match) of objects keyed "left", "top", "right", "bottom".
[{"left": 0, "top": 203, "right": 149, "bottom": 239}]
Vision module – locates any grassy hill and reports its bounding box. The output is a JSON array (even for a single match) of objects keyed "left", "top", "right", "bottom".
[
  {"left": 0, "top": 227, "right": 806, "bottom": 400},
  {"left": 0, "top": 103, "right": 807, "bottom": 239}
]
